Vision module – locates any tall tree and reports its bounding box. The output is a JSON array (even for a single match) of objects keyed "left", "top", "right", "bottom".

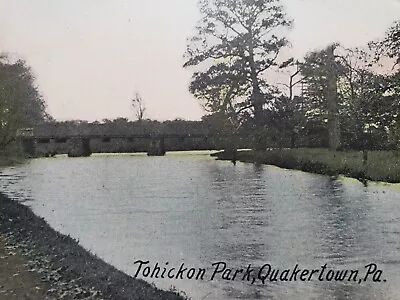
[
  {"left": 183, "top": 0, "right": 292, "bottom": 131},
  {"left": 300, "top": 44, "right": 341, "bottom": 150},
  {"left": 0, "top": 55, "right": 51, "bottom": 150},
  {"left": 370, "top": 20, "right": 400, "bottom": 70},
  {"left": 300, "top": 45, "right": 400, "bottom": 150},
  {"left": 369, "top": 20, "right": 400, "bottom": 148}
]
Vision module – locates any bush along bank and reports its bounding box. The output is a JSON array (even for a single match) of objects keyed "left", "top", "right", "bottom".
[
  {"left": 215, "top": 148, "right": 400, "bottom": 184},
  {"left": 0, "top": 153, "right": 25, "bottom": 168},
  {"left": 0, "top": 193, "right": 188, "bottom": 300}
]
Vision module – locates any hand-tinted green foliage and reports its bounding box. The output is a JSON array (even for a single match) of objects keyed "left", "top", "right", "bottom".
[
  {"left": 0, "top": 55, "right": 51, "bottom": 151},
  {"left": 299, "top": 46, "right": 335, "bottom": 127},
  {"left": 260, "top": 95, "right": 307, "bottom": 147},
  {"left": 184, "top": 0, "right": 291, "bottom": 129},
  {"left": 294, "top": 44, "right": 400, "bottom": 150},
  {"left": 184, "top": 5, "right": 399, "bottom": 151}
]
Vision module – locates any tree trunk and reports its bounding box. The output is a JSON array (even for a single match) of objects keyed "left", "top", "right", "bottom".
[
  {"left": 247, "top": 34, "right": 263, "bottom": 130},
  {"left": 326, "top": 45, "right": 341, "bottom": 150},
  {"left": 252, "top": 87, "right": 263, "bottom": 128}
]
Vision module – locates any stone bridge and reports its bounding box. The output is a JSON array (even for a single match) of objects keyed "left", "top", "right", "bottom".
[
  {"left": 17, "top": 132, "right": 230, "bottom": 157},
  {"left": 15, "top": 121, "right": 251, "bottom": 157}
]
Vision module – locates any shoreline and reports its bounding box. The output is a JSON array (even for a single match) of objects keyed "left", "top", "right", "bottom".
[
  {"left": 0, "top": 155, "right": 25, "bottom": 168},
  {"left": 0, "top": 193, "right": 188, "bottom": 300},
  {"left": 214, "top": 149, "right": 400, "bottom": 184}
]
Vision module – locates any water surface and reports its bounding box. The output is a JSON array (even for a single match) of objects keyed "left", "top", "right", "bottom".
[{"left": 1, "top": 152, "right": 400, "bottom": 299}]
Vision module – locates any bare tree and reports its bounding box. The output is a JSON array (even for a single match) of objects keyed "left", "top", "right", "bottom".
[{"left": 131, "top": 92, "right": 146, "bottom": 121}]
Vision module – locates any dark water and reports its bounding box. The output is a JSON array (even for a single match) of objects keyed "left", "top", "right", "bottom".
[{"left": 1, "top": 152, "right": 400, "bottom": 299}]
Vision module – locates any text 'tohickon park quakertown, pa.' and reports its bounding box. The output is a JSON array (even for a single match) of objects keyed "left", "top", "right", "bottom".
[{"left": 133, "top": 260, "right": 386, "bottom": 285}]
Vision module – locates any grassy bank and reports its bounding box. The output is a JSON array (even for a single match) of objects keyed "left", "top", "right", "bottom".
[{"left": 217, "top": 148, "right": 400, "bottom": 183}]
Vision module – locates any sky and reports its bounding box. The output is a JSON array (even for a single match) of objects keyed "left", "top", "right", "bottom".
[{"left": 1, "top": 0, "right": 399, "bottom": 121}]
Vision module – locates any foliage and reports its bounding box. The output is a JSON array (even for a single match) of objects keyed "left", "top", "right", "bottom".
[
  {"left": 298, "top": 44, "right": 342, "bottom": 149},
  {"left": 184, "top": 0, "right": 291, "bottom": 129},
  {"left": 262, "top": 95, "right": 307, "bottom": 147},
  {"left": 294, "top": 44, "right": 400, "bottom": 150},
  {"left": 334, "top": 47, "right": 399, "bottom": 149},
  {"left": 370, "top": 19, "right": 400, "bottom": 70},
  {"left": 0, "top": 55, "right": 51, "bottom": 150}
]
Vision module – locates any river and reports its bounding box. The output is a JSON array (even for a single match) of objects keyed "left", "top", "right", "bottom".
[{"left": 1, "top": 152, "right": 400, "bottom": 299}]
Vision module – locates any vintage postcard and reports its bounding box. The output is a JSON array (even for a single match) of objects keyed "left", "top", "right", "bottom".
[{"left": 1, "top": 1, "right": 400, "bottom": 299}]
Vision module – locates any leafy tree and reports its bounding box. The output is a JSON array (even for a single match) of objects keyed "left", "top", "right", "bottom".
[
  {"left": 335, "top": 48, "right": 380, "bottom": 149},
  {"left": 299, "top": 44, "right": 400, "bottom": 150},
  {"left": 0, "top": 55, "right": 51, "bottom": 150},
  {"left": 368, "top": 19, "right": 400, "bottom": 148},
  {"left": 183, "top": 0, "right": 292, "bottom": 131},
  {"left": 370, "top": 20, "right": 400, "bottom": 70},
  {"left": 101, "top": 118, "right": 112, "bottom": 124},
  {"left": 333, "top": 46, "right": 400, "bottom": 150},
  {"left": 299, "top": 44, "right": 341, "bottom": 149},
  {"left": 264, "top": 94, "right": 306, "bottom": 147},
  {"left": 266, "top": 59, "right": 308, "bottom": 147}
]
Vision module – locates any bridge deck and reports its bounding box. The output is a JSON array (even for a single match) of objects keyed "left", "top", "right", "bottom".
[{"left": 30, "top": 133, "right": 231, "bottom": 139}]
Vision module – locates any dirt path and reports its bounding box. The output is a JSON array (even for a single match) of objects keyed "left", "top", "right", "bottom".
[{"left": 0, "top": 235, "right": 53, "bottom": 300}]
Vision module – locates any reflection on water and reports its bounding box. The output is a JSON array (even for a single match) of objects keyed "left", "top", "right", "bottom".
[{"left": 1, "top": 153, "right": 400, "bottom": 300}]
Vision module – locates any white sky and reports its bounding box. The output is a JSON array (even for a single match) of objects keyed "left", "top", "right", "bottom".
[{"left": 1, "top": 0, "right": 399, "bottom": 121}]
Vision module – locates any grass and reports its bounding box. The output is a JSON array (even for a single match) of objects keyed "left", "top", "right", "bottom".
[{"left": 230, "top": 148, "right": 400, "bottom": 183}]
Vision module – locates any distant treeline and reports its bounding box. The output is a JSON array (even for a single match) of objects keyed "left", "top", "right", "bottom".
[
  {"left": 35, "top": 118, "right": 212, "bottom": 137},
  {"left": 34, "top": 112, "right": 392, "bottom": 151}
]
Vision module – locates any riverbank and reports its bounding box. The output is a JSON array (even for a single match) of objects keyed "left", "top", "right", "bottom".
[
  {"left": 0, "top": 193, "right": 188, "bottom": 300},
  {"left": 0, "top": 155, "right": 25, "bottom": 168},
  {"left": 214, "top": 148, "right": 400, "bottom": 183}
]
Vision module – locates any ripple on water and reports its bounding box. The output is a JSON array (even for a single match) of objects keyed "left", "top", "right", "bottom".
[{"left": 1, "top": 154, "right": 400, "bottom": 300}]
